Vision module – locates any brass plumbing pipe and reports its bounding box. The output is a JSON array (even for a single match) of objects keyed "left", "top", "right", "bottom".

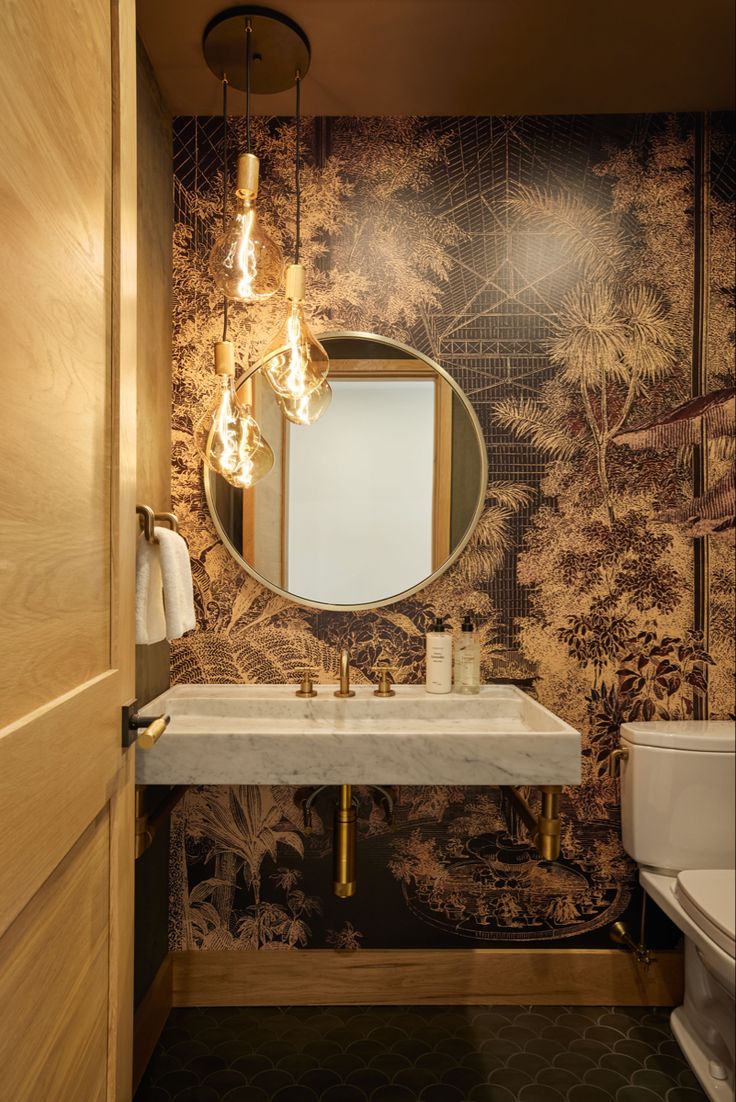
[
  {"left": 333, "top": 784, "right": 357, "bottom": 898},
  {"left": 502, "top": 785, "right": 562, "bottom": 861}
]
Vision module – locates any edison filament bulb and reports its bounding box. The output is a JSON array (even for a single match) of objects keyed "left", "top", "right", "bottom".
[
  {"left": 208, "top": 154, "right": 284, "bottom": 303},
  {"left": 195, "top": 341, "right": 274, "bottom": 488},
  {"left": 261, "top": 264, "right": 329, "bottom": 402},
  {"left": 278, "top": 376, "right": 332, "bottom": 426}
]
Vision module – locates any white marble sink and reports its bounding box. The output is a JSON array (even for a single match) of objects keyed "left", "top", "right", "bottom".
[{"left": 135, "top": 684, "right": 580, "bottom": 786}]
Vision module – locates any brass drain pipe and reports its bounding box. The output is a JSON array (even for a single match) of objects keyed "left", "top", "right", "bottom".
[
  {"left": 502, "top": 785, "right": 562, "bottom": 861},
  {"left": 333, "top": 784, "right": 357, "bottom": 898}
]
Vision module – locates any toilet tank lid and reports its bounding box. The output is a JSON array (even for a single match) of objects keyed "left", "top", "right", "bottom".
[{"left": 620, "top": 719, "right": 735, "bottom": 752}]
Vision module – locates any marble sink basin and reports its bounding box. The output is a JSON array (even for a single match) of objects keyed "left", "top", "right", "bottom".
[{"left": 135, "top": 684, "right": 580, "bottom": 786}]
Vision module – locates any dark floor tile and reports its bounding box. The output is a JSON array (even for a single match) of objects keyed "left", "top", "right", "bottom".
[
  {"left": 391, "top": 1036, "right": 431, "bottom": 1060},
  {"left": 442, "top": 1064, "right": 484, "bottom": 1092},
  {"left": 585, "top": 1067, "right": 629, "bottom": 1093},
  {"left": 466, "top": 1085, "right": 516, "bottom": 1102},
  {"left": 535, "top": 1065, "right": 579, "bottom": 1092},
  {"left": 320, "top": 1086, "right": 367, "bottom": 1102},
  {"left": 393, "top": 1066, "right": 437, "bottom": 1092},
  {"left": 368, "top": 1050, "right": 411, "bottom": 1076},
  {"left": 524, "top": 1037, "right": 561, "bottom": 1060},
  {"left": 231, "top": 1053, "right": 275, "bottom": 1078},
  {"left": 323, "top": 1051, "right": 365, "bottom": 1075},
  {"left": 277, "top": 1053, "right": 319, "bottom": 1077},
  {"left": 345, "top": 1066, "right": 389, "bottom": 1091},
  {"left": 298, "top": 1067, "right": 341, "bottom": 1091},
  {"left": 518, "top": 1084, "right": 566, "bottom": 1102},
  {"left": 419, "top": 1085, "right": 465, "bottom": 1102},
  {"left": 587, "top": 1025, "right": 631, "bottom": 1045},
  {"left": 249, "top": 1067, "right": 295, "bottom": 1093},
  {"left": 553, "top": 1050, "right": 597, "bottom": 1074},
  {"left": 172, "top": 1088, "right": 219, "bottom": 1102},
  {"left": 133, "top": 1088, "right": 169, "bottom": 1102},
  {"left": 271, "top": 1087, "right": 319, "bottom": 1102},
  {"left": 414, "top": 1050, "right": 457, "bottom": 1075},
  {"left": 507, "top": 1050, "right": 549, "bottom": 1075},
  {"left": 370, "top": 1086, "right": 417, "bottom": 1101},
  {"left": 568, "top": 1085, "right": 616, "bottom": 1102},
  {"left": 134, "top": 1004, "right": 708, "bottom": 1102},
  {"left": 185, "top": 1053, "right": 227, "bottom": 1077},
  {"left": 201, "top": 1067, "right": 248, "bottom": 1093},
  {"left": 152, "top": 1069, "right": 199, "bottom": 1094},
  {"left": 665, "top": 1089, "right": 711, "bottom": 1102},
  {"left": 616, "top": 1087, "right": 670, "bottom": 1102},
  {"left": 486, "top": 1066, "right": 535, "bottom": 1093},
  {"left": 633, "top": 1067, "right": 683, "bottom": 1093},
  {"left": 221, "top": 1089, "right": 270, "bottom": 1102}
]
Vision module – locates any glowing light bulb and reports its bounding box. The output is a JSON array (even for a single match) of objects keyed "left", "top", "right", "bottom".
[
  {"left": 208, "top": 154, "right": 283, "bottom": 303},
  {"left": 278, "top": 377, "right": 332, "bottom": 425},
  {"left": 195, "top": 341, "right": 274, "bottom": 488},
  {"left": 261, "top": 264, "right": 329, "bottom": 400}
]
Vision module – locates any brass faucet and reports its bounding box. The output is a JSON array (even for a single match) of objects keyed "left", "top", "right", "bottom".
[{"left": 334, "top": 648, "right": 355, "bottom": 698}]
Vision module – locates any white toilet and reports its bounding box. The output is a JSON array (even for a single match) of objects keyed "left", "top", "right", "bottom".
[{"left": 618, "top": 718, "right": 736, "bottom": 1102}]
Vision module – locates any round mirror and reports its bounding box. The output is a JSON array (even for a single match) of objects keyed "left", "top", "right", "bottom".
[{"left": 205, "top": 332, "right": 488, "bottom": 610}]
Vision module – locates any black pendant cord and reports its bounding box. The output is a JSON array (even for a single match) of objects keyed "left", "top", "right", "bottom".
[
  {"left": 295, "top": 72, "right": 302, "bottom": 264},
  {"left": 245, "top": 19, "right": 252, "bottom": 154},
  {"left": 221, "top": 75, "right": 229, "bottom": 341}
]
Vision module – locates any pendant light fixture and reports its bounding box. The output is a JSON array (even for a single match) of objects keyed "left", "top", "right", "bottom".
[
  {"left": 196, "top": 76, "right": 274, "bottom": 488},
  {"left": 261, "top": 72, "right": 331, "bottom": 421},
  {"left": 207, "top": 18, "right": 284, "bottom": 303}
]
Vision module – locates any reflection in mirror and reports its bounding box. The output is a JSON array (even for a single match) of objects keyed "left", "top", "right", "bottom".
[{"left": 207, "top": 334, "right": 487, "bottom": 610}]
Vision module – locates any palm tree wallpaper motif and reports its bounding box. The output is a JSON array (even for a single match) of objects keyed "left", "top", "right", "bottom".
[{"left": 169, "top": 114, "right": 734, "bottom": 951}]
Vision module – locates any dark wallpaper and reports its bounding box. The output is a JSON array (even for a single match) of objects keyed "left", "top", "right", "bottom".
[{"left": 168, "top": 113, "right": 735, "bottom": 952}]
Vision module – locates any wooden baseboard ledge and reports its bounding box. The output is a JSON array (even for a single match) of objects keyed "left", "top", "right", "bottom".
[
  {"left": 133, "top": 954, "right": 172, "bottom": 1092},
  {"left": 172, "top": 948, "right": 683, "bottom": 1008}
]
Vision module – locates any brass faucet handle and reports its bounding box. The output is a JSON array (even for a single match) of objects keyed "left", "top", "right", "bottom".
[
  {"left": 371, "top": 665, "right": 398, "bottom": 697},
  {"left": 296, "top": 668, "right": 319, "bottom": 698}
]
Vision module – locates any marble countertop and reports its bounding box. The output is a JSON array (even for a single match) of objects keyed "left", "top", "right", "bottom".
[{"left": 135, "top": 683, "right": 581, "bottom": 786}]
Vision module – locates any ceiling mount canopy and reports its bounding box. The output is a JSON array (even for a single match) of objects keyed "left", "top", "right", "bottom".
[{"left": 202, "top": 5, "right": 310, "bottom": 94}]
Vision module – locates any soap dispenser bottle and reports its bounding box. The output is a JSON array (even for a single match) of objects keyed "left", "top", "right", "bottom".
[
  {"left": 426, "top": 616, "right": 452, "bottom": 694},
  {"left": 454, "top": 614, "right": 481, "bottom": 694}
]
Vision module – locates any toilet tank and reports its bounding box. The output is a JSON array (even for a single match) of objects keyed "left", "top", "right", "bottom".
[{"left": 619, "top": 720, "right": 735, "bottom": 873}]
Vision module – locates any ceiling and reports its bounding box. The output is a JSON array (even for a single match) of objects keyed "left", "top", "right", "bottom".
[{"left": 137, "top": 0, "right": 736, "bottom": 117}]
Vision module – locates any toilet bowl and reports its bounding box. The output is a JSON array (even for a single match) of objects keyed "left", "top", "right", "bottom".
[{"left": 618, "top": 719, "right": 736, "bottom": 1102}]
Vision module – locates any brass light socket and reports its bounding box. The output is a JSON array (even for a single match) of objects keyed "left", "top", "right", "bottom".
[
  {"left": 236, "top": 152, "right": 260, "bottom": 198},
  {"left": 285, "top": 263, "right": 306, "bottom": 303},
  {"left": 214, "top": 340, "right": 235, "bottom": 375}
]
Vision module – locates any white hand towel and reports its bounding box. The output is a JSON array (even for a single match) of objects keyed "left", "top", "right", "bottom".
[
  {"left": 135, "top": 533, "right": 167, "bottom": 645},
  {"left": 155, "top": 526, "right": 196, "bottom": 640}
]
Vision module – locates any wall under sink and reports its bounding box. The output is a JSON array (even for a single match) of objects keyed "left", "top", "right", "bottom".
[{"left": 166, "top": 111, "right": 735, "bottom": 955}]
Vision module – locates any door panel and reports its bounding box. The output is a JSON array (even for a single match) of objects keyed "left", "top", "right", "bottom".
[
  {"left": 0, "top": 0, "right": 113, "bottom": 725},
  {"left": 0, "top": 816, "right": 110, "bottom": 1102},
  {"left": 0, "top": 0, "right": 137, "bottom": 1098}
]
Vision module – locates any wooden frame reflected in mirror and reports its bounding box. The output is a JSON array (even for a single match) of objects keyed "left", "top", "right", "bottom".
[{"left": 204, "top": 331, "right": 488, "bottom": 611}]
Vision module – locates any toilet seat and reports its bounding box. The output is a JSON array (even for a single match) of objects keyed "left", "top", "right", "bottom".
[{"left": 676, "top": 870, "right": 736, "bottom": 960}]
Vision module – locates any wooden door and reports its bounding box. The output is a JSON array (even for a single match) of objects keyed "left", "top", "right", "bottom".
[{"left": 0, "top": 0, "right": 137, "bottom": 1098}]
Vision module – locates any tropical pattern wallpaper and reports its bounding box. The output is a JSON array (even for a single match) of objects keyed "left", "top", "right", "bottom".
[{"left": 169, "top": 113, "right": 735, "bottom": 952}]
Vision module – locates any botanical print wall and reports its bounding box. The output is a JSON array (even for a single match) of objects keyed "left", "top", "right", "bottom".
[{"left": 169, "top": 114, "right": 735, "bottom": 952}]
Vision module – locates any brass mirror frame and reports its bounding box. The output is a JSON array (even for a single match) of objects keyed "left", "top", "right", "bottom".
[{"left": 203, "top": 330, "right": 489, "bottom": 611}]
